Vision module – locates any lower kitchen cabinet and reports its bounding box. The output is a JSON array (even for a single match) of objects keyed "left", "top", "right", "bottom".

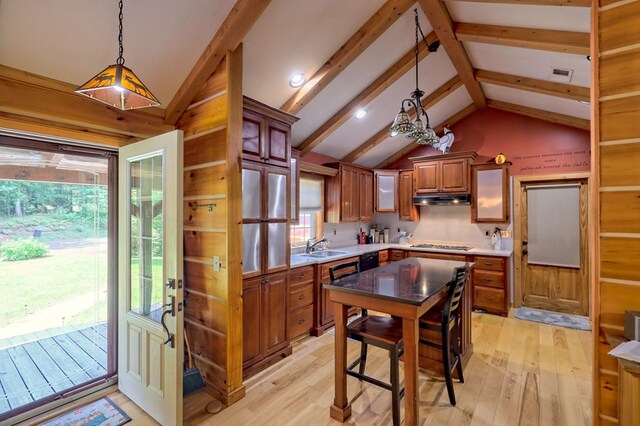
[
  {"left": 243, "top": 271, "right": 292, "bottom": 376},
  {"left": 390, "top": 249, "right": 404, "bottom": 262},
  {"left": 378, "top": 249, "right": 389, "bottom": 266},
  {"left": 314, "top": 256, "right": 359, "bottom": 335},
  {"left": 289, "top": 265, "right": 314, "bottom": 340},
  {"left": 406, "top": 251, "right": 469, "bottom": 262},
  {"left": 472, "top": 255, "right": 508, "bottom": 316}
]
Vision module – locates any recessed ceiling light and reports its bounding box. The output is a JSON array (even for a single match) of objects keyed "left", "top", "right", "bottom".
[
  {"left": 289, "top": 72, "right": 305, "bottom": 88},
  {"left": 355, "top": 109, "right": 367, "bottom": 119}
]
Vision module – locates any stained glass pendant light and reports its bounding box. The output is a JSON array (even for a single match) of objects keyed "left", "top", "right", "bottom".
[
  {"left": 75, "top": 0, "right": 160, "bottom": 110},
  {"left": 390, "top": 9, "right": 440, "bottom": 146}
]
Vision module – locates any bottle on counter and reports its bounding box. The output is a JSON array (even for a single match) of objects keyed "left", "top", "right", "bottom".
[{"left": 383, "top": 228, "right": 390, "bottom": 244}]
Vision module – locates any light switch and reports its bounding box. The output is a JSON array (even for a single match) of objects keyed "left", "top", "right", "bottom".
[{"left": 213, "top": 256, "right": 220, "bottom": 272}]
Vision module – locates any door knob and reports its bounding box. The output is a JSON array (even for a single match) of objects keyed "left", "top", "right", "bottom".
[
  {"left": 522, "top": 240, "right": 528, "bottom": 246},
  {"left": 522, "top": 249, "right": 528, "bottom": 255}
]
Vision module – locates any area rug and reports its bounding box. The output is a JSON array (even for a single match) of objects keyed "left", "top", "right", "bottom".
[
  {"left": 41, "top": 397, "right": 131, "bottom": 426},
  {"left": 514, "top": 307, "right": 591, "bottom": 331}
]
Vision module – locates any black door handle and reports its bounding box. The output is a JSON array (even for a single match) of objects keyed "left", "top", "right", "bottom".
[
  {"left": 522, "top": 240, "right": 528, "bottom": 246},
  {"left": 522, "top": 249, "right": 528, "bottom": 255}
]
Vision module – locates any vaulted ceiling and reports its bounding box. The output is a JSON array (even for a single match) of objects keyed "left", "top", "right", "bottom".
[{"left": 0, "top": 0, "right": 591, "bottom": 168}]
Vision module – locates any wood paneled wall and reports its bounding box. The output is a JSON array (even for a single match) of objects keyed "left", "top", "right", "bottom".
[
  {"left": 593, "top": 1, "right": 640, "bottom": 424},
  {"left": 178, "top": 47, "right": 245, "bottom": 405},
  {"left": 0, "top": 65, "right": 172, "bottom": 147}
]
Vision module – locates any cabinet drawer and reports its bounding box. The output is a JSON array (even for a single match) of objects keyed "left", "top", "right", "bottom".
[
  {"left": 290, "top": 266, "right": 314, "bottom": 287},
  {"left": 408, "top": 251, "right": 468, "bottom": 262},
  {"left": 473, "top": 286, "right": 505, "bottom": 312},
  {"left": 378, "top": 250, "right": 389, "bottom": 262},
  {"left": 473, "top": 270, "right": 504, "bottom": 289},
  {"left": 390, "top": 250, "right": 404, "bottom": 261},
  {"left": 474, "top": 256, "right": 504, "bottom": 271},
  {"left": 290, "top": 305, "right": 313, "bottom": 339},
  {"left": 289, "top": 284, "right": 313, "bottom": 311}
]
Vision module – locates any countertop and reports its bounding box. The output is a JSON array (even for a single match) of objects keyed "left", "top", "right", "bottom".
[
  {"left": 323, "top": 257, "right": 472, "bottom": 306},
  {"left": 290, "top": 242, "right": 512, "bottom": 268}
]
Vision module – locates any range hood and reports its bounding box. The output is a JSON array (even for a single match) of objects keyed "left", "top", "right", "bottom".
[{"left": 413, "top": 194, "right": 471, "bottom": 206}]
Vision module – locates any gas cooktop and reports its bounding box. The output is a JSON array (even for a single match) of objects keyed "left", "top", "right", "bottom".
[{"left": 410, "top": 243, "right": 472, "bottom": 251}]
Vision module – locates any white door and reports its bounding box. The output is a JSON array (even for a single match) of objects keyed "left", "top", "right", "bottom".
[{"left": 118, "top": 130, "right": 184, "bottom": 425}]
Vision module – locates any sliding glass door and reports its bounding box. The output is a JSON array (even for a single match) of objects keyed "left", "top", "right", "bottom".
[{"left": 0, "top": 137, "right": 116, "bottom": 421}]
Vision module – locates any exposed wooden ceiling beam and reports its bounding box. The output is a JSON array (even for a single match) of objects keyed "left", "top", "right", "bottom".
[
  {"left": 296, "top": 31, "right": 438, "bottom": 156},
  {"left": 164, "top": 0, "right": 271, "bottom": 124},
  {"left": 280, "top": 0, "right": 415, "bottom": 115},
  {"left": 374, "top": 103, "right": 477, "bottom": 169},
  {"left": 445, "top": 0, "right": 591, "bottom": 6},
  {"left": 417, "top": 0, "right": 486, "bottom": 109},
  {"left": 455, "top": 23, "right": 590, "bottom": 55},
  {"left": 0, "top": 65, "right": 173, "bottom": 143},
  {"left": 341, "top": 75, "right": 463, "bottom": 163},
  {"left": 487, "top": 99, "right": 590, "bottom": 129},
  {"left": 0, "top": 164, "right": 107, "bottom": 185},
  {"left": 476, "top": 69, "right": 590, "bottom": 102}
]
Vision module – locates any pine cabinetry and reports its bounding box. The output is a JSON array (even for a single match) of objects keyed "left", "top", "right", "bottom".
[
  {"left": 472, "top": 255, "right": 508, "bottom": 316},
  {"left": 399, "top": 170, "right": 419, "bottom": 221},
  {"left": 242, "top": 272, "right": 291, "bottom": 375},
  {"left": 412, "top": 151, "right": 477, "bottom": 194},
  {"left": 325, "top": 163, "right": 373, "bottom": 223},
  {"left": 390, "top": 249, "right": 404, "bottom": 262},
  {"left": 241, "top": 162, "right": 290, "bottom": 278},
  {"left": 242, "top": 97, "right": 297, "bottom": 168},
  {"left": 289, "top": 265, "right": 314, "bottom": 340},
  {"left": 378, "top": 250, "right": 390, "bottom": 266}
]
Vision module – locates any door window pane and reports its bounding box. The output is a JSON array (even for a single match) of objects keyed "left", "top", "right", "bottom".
[
  {"left": 527, "top": 184, "right": 580, "bottom": 268},
  {"left": 129, "top": 154, "right": 164, "bottom": 320}
]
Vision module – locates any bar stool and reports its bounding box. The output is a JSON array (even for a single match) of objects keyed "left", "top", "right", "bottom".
[
  {"left": 418, "top": 266, "right": 469, "bottom": 406},
  {"left": 329, "top": 261, "right": 405, "bottom": 426}
]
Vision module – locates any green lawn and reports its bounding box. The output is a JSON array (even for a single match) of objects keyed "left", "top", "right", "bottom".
[
  {"left": 0, "top": 252, "right": 107, "bottom": 324},
  {"left": 0, "top": 251, "right": 163, "bottom": 326}
]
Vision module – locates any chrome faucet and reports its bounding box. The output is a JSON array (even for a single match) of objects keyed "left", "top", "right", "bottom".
[{"left": 305, "top": 236, "right": 327, "bottom": 254}]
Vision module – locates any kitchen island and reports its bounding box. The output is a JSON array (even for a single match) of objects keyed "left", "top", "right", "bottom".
[{"left": 324, "top": 257, "right": 474, "bottom": 426}]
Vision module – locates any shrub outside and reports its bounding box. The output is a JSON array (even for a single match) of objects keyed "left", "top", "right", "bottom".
[{"left": 0, "top": 237, "right": 48, "bottom": 261}]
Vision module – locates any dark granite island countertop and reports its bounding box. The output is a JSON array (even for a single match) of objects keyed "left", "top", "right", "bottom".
[{"left": 323, "top": 257, "right": 474, "bottom": 306}]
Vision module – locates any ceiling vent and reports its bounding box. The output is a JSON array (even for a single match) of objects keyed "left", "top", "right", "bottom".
[{"left": 549, "top": 67, "right": 574, "bottom": 83}]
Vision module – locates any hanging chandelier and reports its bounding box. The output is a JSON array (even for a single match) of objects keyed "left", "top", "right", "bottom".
[
  {"left": 390, "top": 9, "right": 440, "bottom": 145},
  {"left": 75, "top": 0, "right": 160, "bottom": 110}
]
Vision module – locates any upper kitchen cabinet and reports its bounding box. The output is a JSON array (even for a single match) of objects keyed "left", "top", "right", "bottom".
[
  {"left": 399, "top": 170, "right": 419, "bottom": 222},
  {"left": 290, "top": 149, "right": 300, "bottom": 224},
  {"left": 242, "top": 162, "right": 290, "bottom": 278},
  {"left": 471, "top": 163, "right": 510, "bottom": 223},
  {"left": 325, "top": 163, "right": 373, "bottom": 223},
  {"left": 242, "top": 97, "right": 298, "bottom": 169},
  {"left": 374, "top": 170, "right": 398, "bottom": 213},
  {"left": 412, "top": 151, "right": 477, "bottom": 194}
]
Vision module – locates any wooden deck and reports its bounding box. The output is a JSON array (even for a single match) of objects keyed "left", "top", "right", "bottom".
[{"left": 0, "top": 323, "right": 108, "bottom": 416}]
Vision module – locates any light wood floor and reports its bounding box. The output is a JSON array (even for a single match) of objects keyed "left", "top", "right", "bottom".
[{"left": 110, "top": 312, "right": 593, "bottom": 425}]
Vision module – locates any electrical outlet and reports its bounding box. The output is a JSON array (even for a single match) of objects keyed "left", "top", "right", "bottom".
[
  {"left": 333, "top": 228, "right": 337, "bottom": 235},
  {"left": 213, "top": 256, "right": 220, "bottom": 272},
  {"left": 485, "top": 230, "right": 490, "bottom": 237}
]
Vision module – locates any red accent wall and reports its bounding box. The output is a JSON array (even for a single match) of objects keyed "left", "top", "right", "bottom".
[{"left": 387, "top": 108, "right": 590, "bottom": 175}]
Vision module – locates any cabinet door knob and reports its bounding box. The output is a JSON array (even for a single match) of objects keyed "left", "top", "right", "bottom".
[
  {"left": 298, "top": 294, "right": 305, "bottom": 300},
  {"left": 297, "top": 319, "right": 305, "bottom": 325},
  {"left": 484, "top": 277, "right": 493, "bottom": 281},
  {"left": 298, "top": 273, "right": 305, "bottom": 279}
]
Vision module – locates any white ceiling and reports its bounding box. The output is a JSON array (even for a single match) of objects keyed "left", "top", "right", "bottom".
[
  {"left": 0, "top": 0, "right": 236, "bottom": 105},
  {"left": 0, "top": 0, "right": 592, "bottom": 168}
]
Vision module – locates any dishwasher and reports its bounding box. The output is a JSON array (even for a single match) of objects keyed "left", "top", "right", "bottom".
[{"left": 359, "top": 251, "right": 379, "bottom": 272}]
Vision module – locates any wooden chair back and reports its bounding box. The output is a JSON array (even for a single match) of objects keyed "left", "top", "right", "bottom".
[
  {"left": 442, "top": 266, "right": 469, "bottom": 323},
  {"left": 329, "top": 260, "right": 360, "bottom": 282}
]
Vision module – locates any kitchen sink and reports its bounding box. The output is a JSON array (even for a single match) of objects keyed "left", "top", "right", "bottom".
[{"left": 307, "top": 250, "right": 347, "bottom": 258}]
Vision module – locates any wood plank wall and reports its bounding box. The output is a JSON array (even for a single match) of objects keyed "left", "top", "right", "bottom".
[
  {"left": 593, "top": 1, "right": 640, "bottom": 424},
  {"left": 0, "top": 65, "right": 172, "bottom": 147},
  {"left": 178, "top": 47, "right": 245, "bottom": 405}
]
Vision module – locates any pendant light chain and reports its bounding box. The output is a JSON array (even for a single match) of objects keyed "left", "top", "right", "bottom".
[
  {"left": 414, "top": 11, "right": 420, "bottom": 94},
  {"left": 116, "top": 0, "right": 125, "bottom": 65}
]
